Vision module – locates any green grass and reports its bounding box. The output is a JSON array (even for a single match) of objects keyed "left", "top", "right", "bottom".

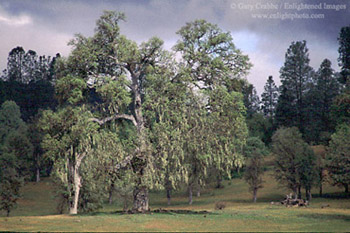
[{"left": 1, "top": 173, "right": 350, "bottom": 232}]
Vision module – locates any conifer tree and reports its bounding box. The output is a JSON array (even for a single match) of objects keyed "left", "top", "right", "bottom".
[
  {"left": 305, "top": 59, "right": 340, "bottom": 143},
  {"left": 338, "top": 25, "right": 350, "bottom": 86},
  {"left": 276, "top": 41, "right": 314, "bottom": 134},
  {"left": 261, "top": 76, "right": 278, "bottom": 119}
]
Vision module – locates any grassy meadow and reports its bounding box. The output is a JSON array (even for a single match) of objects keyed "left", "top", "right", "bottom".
[{"left": 0, "top": 170, "right": 350, "bottom": 232}]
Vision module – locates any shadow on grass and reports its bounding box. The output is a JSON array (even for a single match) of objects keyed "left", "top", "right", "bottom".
[
  {"left": 82, "top": 209, "right": 216, "bottom": 216},
  {"left": 312, "top": 192, "right": 350, "bottom": 199},
  {"left": 298, "top": 213, "right": 350, "bottom": 222},
  {"left": 208, "top": 193, "right": 285, "bottom": 204}
]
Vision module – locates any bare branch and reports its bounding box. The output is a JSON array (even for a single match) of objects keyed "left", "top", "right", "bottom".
[
  {"left": 108, "top": 55, "right": 129, "bottom": 69},
  {"left": 90, "top": 114, "right": 137, "bottom": 127}
]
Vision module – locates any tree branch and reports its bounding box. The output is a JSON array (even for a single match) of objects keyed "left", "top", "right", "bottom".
[{"left": 90, "top": 114, "right": 137, "bottom": 127}]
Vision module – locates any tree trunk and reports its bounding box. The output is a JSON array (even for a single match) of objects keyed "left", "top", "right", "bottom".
[
  {"left": 319, "top": 169, "right": 323, "bottom": 197},
  {"left": 305, "top": 188, "right": 312, "bottom": 201},
  {"left": 131, "top": 73, "right": 149, "bottom": 212},
  {"left": 6, "top": 209, "right": 10, "bottom": 217},
  {"left": 109, "top": 193, "right": 113, "bottom": 205},
  {"left": 167, "top": 188, "right": 171, "bottom": 205},
  {"left": 123, "top": 195, "right": 128, "bottom": 212},
  {"left": 133, "top": 186, "right": 149, "bottom": 212},
  {"left": 253, "top": 188, "right": 257, "bottom": 203},
  {"left": 188, "top": 184, "right": 193, "bottom": 205},
  {"left": 308, "top": 190, "right": 312, "bottom": 201},
  {"left": 297, "top": 185, "right": 302, "bottom": 199},
  {"left": 197, "top": 186, "right": 201, "bottom": 197},
  {"left": 36, "top": 167, "right": 40, "bottom": 183},
  {"left": 345, "top": 184, "right": 349, "bottom": 193},
  {"left": 109, "top": 183, "right": 114, "bottom": 205},
  {"left": 216, "top": 174, "right": 222, "bottom": 189},
  {"left": 69, "top": 165, "right": 82, "bottom": 215},
  {"left": 292, "top": 186, "right": 298, "bottom": 199},
  {"left": 68, "top": 153, "right": 85, "bottom": 215}
]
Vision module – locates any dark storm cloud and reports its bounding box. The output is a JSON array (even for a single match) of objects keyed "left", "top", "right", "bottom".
[{"left": 0, "top": 0, "right": 348, "bottom": 93}]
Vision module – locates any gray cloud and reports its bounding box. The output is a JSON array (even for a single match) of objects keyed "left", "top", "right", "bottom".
[{"left": 0, "top": 0, "right": 348, "bottom": 94}]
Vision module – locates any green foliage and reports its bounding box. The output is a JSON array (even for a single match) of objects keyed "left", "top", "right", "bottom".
[
  {"left": 304, "top": 59, "right": 340, "bottom": 143},
  {"left": 110, "top": 169, "right": 135, "bottom": 211},
  {"left": 208, "top": 87, "right": 247, "bottom": 173},
  {"left": 0, "top": 166, "right": 22, "bottom": 217},
  {"left": 246, "top": 113, "right": 274, "bottom": 145},
  {"left": 93, "top": 127, "right": 136, "bottom": 211},
  {"left": 0, "top": 101, "right": 33, "bottom": 176},
  {"left": 0, "top": 100, "right": 26, "bottom": 136},
  {"left": 244, "top": 137, "right": 269, "bottom": 159},
  {"left": 242, "top": 83, "right": 260, "bottom": 118},
  {"left": 0, "top": 47, "right": 58, "bottom": 122},
  {"left": 174, "top": 19, "right": 251, "bottom": 90},
  {"left": 173, "top": 19, "right": 250, "bottom": 192},
  {"left": 0, "top": 101, "right": 33, "bottom": 216},
  {"left": 55, "top": 75, "right": 87, "bottom": 106},
  {"left": 247, "top": 79, "right": 277, "bottom": 145},
  {"left": 243, "top": 137, "right": 268, "bottom": 202},
  {"left": 276, "top": 41, "right": 314, "bottom": 134},
  {"left": 40, "top": 11, "right": 251, "bottom": 210},
  {"left": 40, "top": 106, "right": 99, "bottom": 213},
  {"left": 327, "top": 123, "right": 350, "bottom": 192},
  {"left": 271, "top": 127, "right": 317, "bottom": 197},
  {"left": 4, "top": 47, "right": 58, "bottom": 84},
  {"left": 95, "top": 75, "right": 131, "bottom": 115},
  {"left": 0, "top": 79, "right": 57, "bottom": 122},
  {"left": 338, "top": 25, "right": 350, "bottom": 85},
  {"left": 184, "top": 96, "right": 212, "bottom": 188},
  {"left": 275, "top": 86, "right": 297, "bottom": 128},
  {"left": 331, "top": 88, "right": 350, "bottom": 126},
  {"left": 261, "top": 76, "right": 278, "bottom": 119},
  {"left": 144, "top": 69, "right": 190, "bottom": 190}
]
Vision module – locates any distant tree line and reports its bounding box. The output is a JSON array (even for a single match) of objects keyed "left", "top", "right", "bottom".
[{"left": 242, "top": 24, "right": 350, "bottom": 200}]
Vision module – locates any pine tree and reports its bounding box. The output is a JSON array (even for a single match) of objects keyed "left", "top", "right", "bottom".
[
  {"left": 275, "top": 86, "right": 296, "bottom": 127},
  {"left": 338, "top": 25, "right": 350, "bottom": 86},
  {"left": 4, "top": 47, "right": 58, "bottom": 84},
  {"left": 277, "top": 41, "right": 314, "bottom": 134},
  {"left": 7, "top": 47, "right": 25, "bottom": 83},
  {"left": 261, "top": 76, "right": 278, "bottom": 119},
  {"left": 242, "top": 83, "right": 260, "bottom": 118},
  {"left": 304, "top": 59, "right": 340, "bottom": 143}
]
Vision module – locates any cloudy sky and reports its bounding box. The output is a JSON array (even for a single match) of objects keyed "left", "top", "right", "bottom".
[{"left": 0, "top": 0, "right": 349, "bottom": 94}]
